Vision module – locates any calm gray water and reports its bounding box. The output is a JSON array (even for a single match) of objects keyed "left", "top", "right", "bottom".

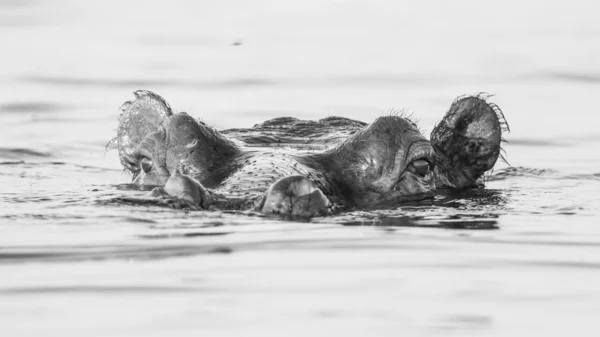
[{"left": 1, "top": 0, "right": 600, "bottom": 336}]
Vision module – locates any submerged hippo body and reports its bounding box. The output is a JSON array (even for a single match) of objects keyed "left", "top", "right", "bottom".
[{"left": 114, "top": 90, "right": 508, "bottom": 217}]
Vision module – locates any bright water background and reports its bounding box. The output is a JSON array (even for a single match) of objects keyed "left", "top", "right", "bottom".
[{"left": 1, "top": 0, "right": 600, "bottom": 336}]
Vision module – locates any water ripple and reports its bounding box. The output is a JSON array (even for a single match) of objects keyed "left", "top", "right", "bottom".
[
  {"left": 0, "top": 101, "right": 68, "bottom": 113},
  {"left": 0, "top": 148, "right": 52, "bottom": 158},
  {"left": 0, "top": 286, "right": 215, "bottom": 295}
]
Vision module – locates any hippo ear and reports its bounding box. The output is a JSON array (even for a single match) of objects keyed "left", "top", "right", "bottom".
[
  {"left": 116, "top": 90, "right": 173, "bottom": 173},
  {"left": 430, "top": 94, "right": 509, "bottom": 189}
]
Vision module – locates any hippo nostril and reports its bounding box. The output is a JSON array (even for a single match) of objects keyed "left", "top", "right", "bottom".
[{"left": 412, "top": 159, "right": 430, "bottom": 177}]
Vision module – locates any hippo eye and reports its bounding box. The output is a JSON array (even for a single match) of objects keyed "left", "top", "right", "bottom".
[
  {"left": 140, "top": 157, "right": 153, "bottom": 173},
  {"left": 411, "top": 159, "right": 432, "bottom": 177}
]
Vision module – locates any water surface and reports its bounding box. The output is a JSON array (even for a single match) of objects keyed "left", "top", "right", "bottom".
[{"left": 1, "top": 1, "right": 600, "bottom": 336}]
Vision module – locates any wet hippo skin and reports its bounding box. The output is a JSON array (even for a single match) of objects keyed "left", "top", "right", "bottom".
[{"left": 112, "top": 90, "right": 508, "bottom": 217}]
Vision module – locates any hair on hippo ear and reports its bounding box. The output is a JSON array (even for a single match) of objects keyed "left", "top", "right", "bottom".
[
  {"left": 116, "top": 90, "right": 173, "bottom": 173},
  {"left": 473, "top": 93, "right": 510, "bottom": 166},
  {"left": 105, "top": 137, "right": 118, "bottom": 152},
  {"left": 431, "top": 93, "right": 510, "bottom": 189},
  {"left": 444, "top": 93, "right": 510, "bottom": 130}
]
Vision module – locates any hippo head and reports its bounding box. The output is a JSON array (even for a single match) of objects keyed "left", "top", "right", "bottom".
[
  {"left": 115, "top": 91, "right": 238, "bottom": 189},
  {"left": 322, "top": 95, "right": 507, "bottom": 207},
  {"left": 322, "top": 115, "right": 436, "bottom": 206},
  {"left": 115, "top": 90, "right": 506, "bottom": 213},
  {"left": 122, "top": 112, "right": 239, "bottom": 188}
]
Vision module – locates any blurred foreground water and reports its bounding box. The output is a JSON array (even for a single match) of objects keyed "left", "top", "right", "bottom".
[{"left": 1, "top": 0, "right": 600, "bottom": 336}]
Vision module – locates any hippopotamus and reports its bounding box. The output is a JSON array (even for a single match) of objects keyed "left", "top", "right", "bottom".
[{"left": 112, "top": 90, "right": 508, "bottom": 217}]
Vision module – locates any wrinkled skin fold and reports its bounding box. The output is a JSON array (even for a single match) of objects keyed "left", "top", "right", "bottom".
[{"left": 113, "top": 90, "right": 508, "bottom": 217}]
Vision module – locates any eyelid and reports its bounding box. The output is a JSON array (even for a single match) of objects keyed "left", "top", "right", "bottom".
[
  {"left": 412, "top": 158, "right": 434, "bottom": 167},
  {"left": 411, "top": 154, "right": 436, "bottom": 167},
  {"left": 133, "top": 146, "right": 153, "bottom": 162}
]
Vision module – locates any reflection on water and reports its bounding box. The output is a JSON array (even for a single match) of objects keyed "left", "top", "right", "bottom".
[
  {"left": 2, "top": 0, "right": 600, "bottom": 336},
  {"left": 340, "top": 216, "right": 499, "bottom": 230}
]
